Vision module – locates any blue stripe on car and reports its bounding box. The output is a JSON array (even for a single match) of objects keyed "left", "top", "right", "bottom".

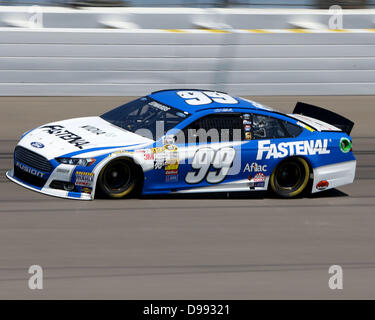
[{"left": 59, "top": 144, "right": 142, "bottom": 158}]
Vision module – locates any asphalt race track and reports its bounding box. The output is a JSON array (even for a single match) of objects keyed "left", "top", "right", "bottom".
[{"left": 0, "top": 96, "right": 374, "bottom": 299}]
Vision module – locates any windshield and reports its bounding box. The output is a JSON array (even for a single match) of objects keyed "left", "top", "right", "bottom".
[{"left": 100, "top": 96, "right": 189, "bottom": 140}]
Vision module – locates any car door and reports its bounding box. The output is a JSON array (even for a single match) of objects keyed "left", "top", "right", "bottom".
[{"left": 171, "top": 112, "right": 249, "bottom": 192}]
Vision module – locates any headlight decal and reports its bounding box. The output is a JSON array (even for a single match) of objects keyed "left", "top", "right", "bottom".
[{"left": 56, "top": 157, "right": 96, "bottom": 166}]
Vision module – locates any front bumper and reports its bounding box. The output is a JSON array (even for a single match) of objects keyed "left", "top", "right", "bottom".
[
  {"left": 6, "top": 168, "right": 93, "bottom": 200},
  {"left": 312, "top": 160, "right": 356, "bottom": 193}
]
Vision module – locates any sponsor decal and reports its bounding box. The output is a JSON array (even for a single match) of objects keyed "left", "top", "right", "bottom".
[
  {"left": 149, "top": 101, "right": 170, "bottom": 112},
  {"left": 109, "top": 150, "right": 133, "bottom": 157},
  {"left": 154, "top": 151, "right": 166, "bottom": 160},
  {"left": 75, "top": 171, "right": 94, "bottom": 187},
  {"left": 164, "top": 144, "right": 178, "bottom": 151},
  {"left": 30, "top": 142, "right": 44, "bottom": 148},
  {"left": 165, "top": 169, "right": 178, "bottom": 176},
  {"left": 214, "top": 108, "right": 233, "bottom": 113},
  {"left": 254, "top": 181, "right": 265, "bottom": 188},
  {"left": 144, "top": 152, "right": 154, "bottom": 161},
  {"left": 151, "top": 145, "right": 178, "bottom": 153},
  {"left": 151, "top": 147, "right": 165, "bottom": 153},
  {"left": 81, "top": 187, "right": 92, "bottom": 194},
  {"left": 243, "top": 120, "right": 251, "bottom": 125},
  {"left": 81, "top": 125, "right": 106, "bottom": 136},
  {"left": 165, "top": 174, "right": 178, "bottom": 182},
  {"left": 256, "top": 139, "right": 330, "bottom": 160},
  {"left": 253, "top": 172, "right": 266, "bottom": 182},
  {"left": 165, "top": 161, "right": 179, "bottom": 173},
  {"left": 42, "top": 125, "right": 90, "bottom": 150},
  {"left": 15, "top": 161, "right": 45, "bottom": 178},
  {"left": 55, "top": 168, "right": 70, "bottom": 174},
  {"left": 152, "top": 145, "right": 179, "bottom": 170},
  {"left": 243, "top": 162, "right": 267, "bottom": 173},
  {"left": 245, "top": 132, "right": 252, "bottom": 140},
  {"left": 154, "top": 160, "right": 164, "bottom": 170}
]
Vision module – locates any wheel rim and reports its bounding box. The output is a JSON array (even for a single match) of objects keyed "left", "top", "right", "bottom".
[
  {"left": 275, "top": 162, "right": 302, "bottom": 191},
  {"left": 102, "top": 161, "right": 133, "bottom": 194},
  {"left": 271, "top": 158, "right": 309, "bottom": 197}
]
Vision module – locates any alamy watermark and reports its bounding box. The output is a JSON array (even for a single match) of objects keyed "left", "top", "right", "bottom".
[
  {"left": 27, "top": 6, "right": 43, "bottom": 28},
  {"left": 28, "top": 265, "right": 43, "bottom": 290},
  {"left": 328, "top": 265, "right": 343, "bottom": 290},
  {"left": 328, "top": 5, "right": 343, "bottom": 30}
]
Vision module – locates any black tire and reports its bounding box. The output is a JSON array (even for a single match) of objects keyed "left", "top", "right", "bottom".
[
  {"left": 270, "top": 157, "right": 310, "bottom": 198},
  {"left": 98, "top": 159, "right": 137, "bottom": 199}
]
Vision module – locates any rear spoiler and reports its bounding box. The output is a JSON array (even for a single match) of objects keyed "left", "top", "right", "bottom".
[{"left": 293, "top": 102, "right": 354, "bottom": 135}]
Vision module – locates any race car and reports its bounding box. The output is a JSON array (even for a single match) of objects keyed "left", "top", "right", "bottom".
[{"left": 6, "top": 89, "right": 356, "bottom": 200}]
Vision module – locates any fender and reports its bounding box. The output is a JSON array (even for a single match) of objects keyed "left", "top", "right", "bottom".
[{"left": 90, "top": 150, "right": 150, "bottom": 198}]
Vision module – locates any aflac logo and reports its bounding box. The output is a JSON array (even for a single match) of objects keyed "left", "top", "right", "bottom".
[
  {"left": 31, "top": 142, "right": 44, "bottom": 148},
  {"left": 243, "top": 162, "right": 267, "bottom": 173}
]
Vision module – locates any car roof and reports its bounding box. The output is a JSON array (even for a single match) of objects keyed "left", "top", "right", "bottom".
[{"left": 148, "top": 89, "right": 275, "bottom": 115}]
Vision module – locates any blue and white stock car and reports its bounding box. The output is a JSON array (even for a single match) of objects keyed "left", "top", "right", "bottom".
[{"left": 6, "top": 89, "right": 356, "bottom": 200}]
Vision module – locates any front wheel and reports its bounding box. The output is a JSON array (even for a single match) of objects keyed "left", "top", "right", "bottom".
[
  {"left": 98, "top": 159, "right": 137, "bottom": 199},
  {"left": 269, "top": 157, "right": 310, "bottom": 198}
]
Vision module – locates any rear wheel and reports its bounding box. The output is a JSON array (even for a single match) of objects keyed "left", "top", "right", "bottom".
[
  {"left": 270, "top": 157, "right": 310, "bottom": 198},
  {"left": 98, "top": 159, "right": 137, "bottom": 199}
]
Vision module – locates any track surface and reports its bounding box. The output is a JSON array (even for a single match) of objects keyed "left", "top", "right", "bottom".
[{"left": 0, "top": 96, "right": 374, "bottom": 299}]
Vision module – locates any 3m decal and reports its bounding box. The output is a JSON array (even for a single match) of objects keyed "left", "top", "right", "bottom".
[
  {"left": 256, "top": 139, "right": 330, "bottom": 160},
  {"left": 144, "top": 153, "right": 154, "bottom": 161},
  {"left": 185, "top": 147, "right": 236, "bottom": 184}
]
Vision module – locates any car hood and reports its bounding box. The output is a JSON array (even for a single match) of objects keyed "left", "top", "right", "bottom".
[{"left": 17, "top": 116, "right": 154, "bottom": 159}]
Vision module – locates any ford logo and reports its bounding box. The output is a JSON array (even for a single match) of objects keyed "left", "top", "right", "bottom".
[{"left": 31, "top": 142, "right": 44, "bottom": 148}]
